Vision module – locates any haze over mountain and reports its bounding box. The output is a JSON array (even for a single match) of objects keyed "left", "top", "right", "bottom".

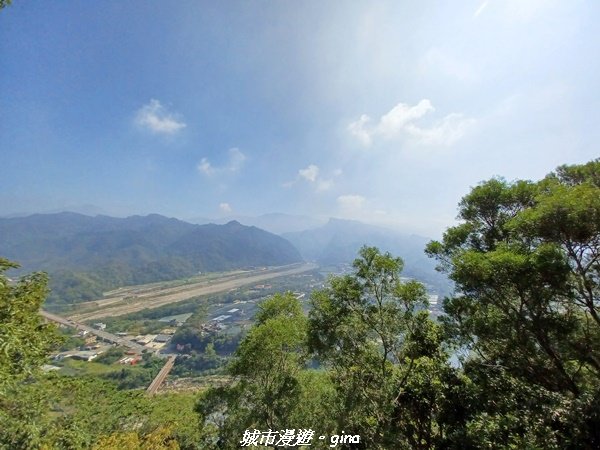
[
  {"left": 188, "top": 213, "right": 326, "bottom": 235},
  {"left": 0, "top": 212, "right": 302, "bottom": 308},
  {"left": 283, "top": 218, "right": 451, "bottom": 294},
  {"left": 0, "top": 204, "right": 112, "bottom": 219}
]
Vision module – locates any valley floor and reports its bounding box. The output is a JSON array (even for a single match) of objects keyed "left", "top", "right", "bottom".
[{"left": 66, "top": 262, "right": 318, "bottom": 321}]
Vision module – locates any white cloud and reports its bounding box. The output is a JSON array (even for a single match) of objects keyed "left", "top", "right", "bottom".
[
  {"left": 198, "top": 148, "right": 247, "bottom": 176},
  {"left": 403, "top": 113, "right": 475, "bottom": 145},
  {"left": 287, "top": 164, "right": 336, "bottom": 192},
  {"left": 378, "top": 99, "right": 434, "bottom": 138},
  {"left": 347, "top": 115, "right": 373, "bottom": 146},
  {"left": 299, "top": 164, "right": 319, "bottom": 182},
  {"left": 219, "top": 202, "right": 232, "bottom": 213},
  {"left": 227, "top": 148, "right": 247, "bottom": 172},
  {"left": 337, "top": 194, "right": 366, "bottom": 211},
  {"left": 135, "top": 99, "right": 186, "bottom": 135},
  {"left": 197, "top": 158, "right": 214, "bottom": 176},
  {"left": 348, "top": 99, "right": 474, "bottom": 147}
]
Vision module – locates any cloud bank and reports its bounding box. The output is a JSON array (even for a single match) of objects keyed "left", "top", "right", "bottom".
[{"left": 348, "top": 99, "right": 474, "bottom": 147}]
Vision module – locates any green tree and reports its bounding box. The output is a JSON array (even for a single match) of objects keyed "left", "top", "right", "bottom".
[
  {"left": 0, "top": 259, "right": 62, "bottom": 449},
  {"left": 308, "top": 246, "right": 457, "bottom": 449},
  {"left": 197, "top": 293, "right": 314, "bottom": 448},
  {"left": 0, "top": 260, "right": 59, "bottom": 386},
  {"left": 426, "top": 159, "right": 600, "bottom": 448}
]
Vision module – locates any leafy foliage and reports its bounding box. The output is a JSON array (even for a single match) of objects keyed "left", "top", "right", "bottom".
[
  {"left": 308, "top": 246, "right": 456, "bottom": 449},
  {"left": 3, "top": 160, "right": 600, "bottom": 449},
  {"left": 197, "top": 251, "right": 454, "bottom": 449},
  {"left": 196, "top": 293, "right": 336, "bottom": 448},
  {"left": 427, "top": 158, "right": 600, "bottom": 447}
]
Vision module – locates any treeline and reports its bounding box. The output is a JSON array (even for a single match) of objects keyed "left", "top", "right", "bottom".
[
  {"left": 47, "top": 258, "right": 199, "bottom": 308},
  {"left": 1, "top": 159, "right": 599, "bottom": 449},
  {"left": 197, "top": 160, "right": 600, "bottom": 449}
]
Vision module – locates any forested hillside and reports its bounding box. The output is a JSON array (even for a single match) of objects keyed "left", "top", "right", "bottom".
[
  {"left": 0, "top": 160, "right": 599, "bottom": 449},
  {"left": 197, "top": 159, "right": 600, "bottom": 448},
  {"left": 0, "top": 213, "right": 302, "bottom": 307}
]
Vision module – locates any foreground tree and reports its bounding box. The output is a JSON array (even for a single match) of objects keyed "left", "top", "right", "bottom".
[
  {"left": 0, "top": 260, "right": 196, "bottom": 449},
  {"left": 0, "top": 259, "right": 61, "bottom": 448},
  {"left": 196, "top": 292, "right": 336, "bottom": 448},
  {"left": 308, "top": 246, "right": 461, "bottom": 449},
  {"left": 427, "top": 159, "right": 600, "bottom": 448},
  {"left": 197, "top": 249, "right": 464, "bottom": 449}
]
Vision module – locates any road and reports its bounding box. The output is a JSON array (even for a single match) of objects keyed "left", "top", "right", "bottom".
[
  {"left": 40, "top": 310, "right": 147, "bottom": 352},
  {"left": 146, "top": 355, "right": 176, "bottom": 395},
  {"left": 68, "top": 262, "right": 318, "bottom": 321}
]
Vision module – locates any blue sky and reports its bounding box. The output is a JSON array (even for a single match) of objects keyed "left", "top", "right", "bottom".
[{"left": 1, "top": 0, "right": 599, "bottom": 236}]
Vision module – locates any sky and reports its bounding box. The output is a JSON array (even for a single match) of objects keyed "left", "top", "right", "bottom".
[{"left": 1, "top": 0, "right": 599, "bottom": 237}]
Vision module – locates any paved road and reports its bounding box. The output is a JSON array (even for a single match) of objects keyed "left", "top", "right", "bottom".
[
  {"left": 40, "top": 310, "right": 147, "bottom": 352},
  {"left": 69, "top": 262, "right": 319, "bottom": 321},
  {"left": 146, "top": 355, "right": 176, "bottom": 395}
]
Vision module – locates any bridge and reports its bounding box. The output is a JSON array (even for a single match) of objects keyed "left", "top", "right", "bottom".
[
  {"left": 42, "top": 310, "right": 178, "bottom": 394},
  {"left": 146, "top": 355, "right": 176, "bottom": 395}
]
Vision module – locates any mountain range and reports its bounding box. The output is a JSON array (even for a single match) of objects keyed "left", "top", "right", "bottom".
[
  {"left": 0, "top": 212, "right": 302, "bottom": 307},
  {"left": 188, "top": 213, "right": 326, "bottom": 235},
  {"left": 0, "top": 212, "right": 450, "bottom": 308}
]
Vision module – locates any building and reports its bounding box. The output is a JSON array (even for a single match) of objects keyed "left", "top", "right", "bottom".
[
  {"left": 69, "top": 350, "right": 102, "bottom": 361},
  {"left": 154, "top": 334, "right": 171, "bottom": 343},
  {"left": 133, "top": 334, "right": 157, "bottom": 345}
]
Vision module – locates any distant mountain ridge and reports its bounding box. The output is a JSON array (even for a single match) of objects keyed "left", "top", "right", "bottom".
[
  {"left": 0, "top": 212, "right": 303, "bottom": 308},
  {"left": 188, "top": 213, "right": 326, "bottom": 235},
  {"left": 283, "top": 218, "right": 451, "bottom": 294}
]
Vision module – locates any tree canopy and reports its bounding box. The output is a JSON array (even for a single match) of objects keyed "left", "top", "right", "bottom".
[
  {"left": 2, "top": 159, "right": 600, "bottom": 449},
  {"left": 427, "top": 158, "right": 600, "bottom": 448}
]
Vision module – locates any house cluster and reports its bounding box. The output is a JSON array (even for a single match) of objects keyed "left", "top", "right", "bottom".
[
  {"left": 129, "top": 328, "right": 176, "bottom": 351},
  {"left": 204, "top": 307, "right": 243, "bottom": 332},
  {"left": 199, "top": 321, "right": 224, "bottom": 334},
  {"left": 52, "top": 330, "right": 105, "bottom": 361}
]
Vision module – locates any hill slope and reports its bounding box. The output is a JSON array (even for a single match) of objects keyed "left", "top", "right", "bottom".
[
  {"left": 283, "top": 218, "right": 451, "bottom": 294},
  {"left": 0, "top": 212, "right": 302, "bottom": 307}
]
